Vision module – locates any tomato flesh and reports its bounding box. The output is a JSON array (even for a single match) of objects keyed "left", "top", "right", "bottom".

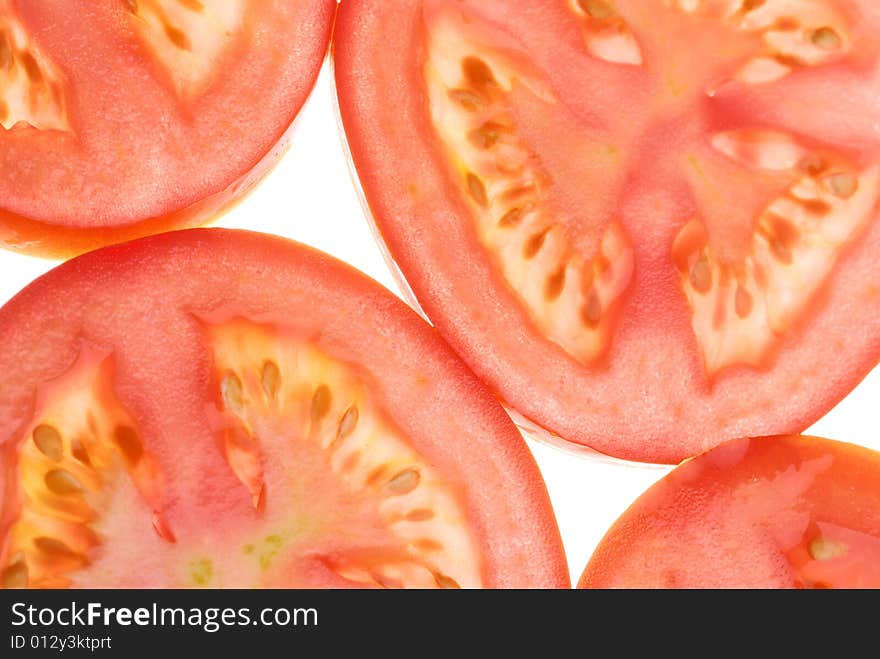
[
  {"left": 335, "top": 0, "right": 880, "bottom": 463},
  {"left": 0, "top": 0, "right": 336, "bottom": 257},
  {"left": 580, "top": 434, "right": 880, "bottom": 588},
  {"left": 0, "top": 229, "right": 568, "bottom": 589}
]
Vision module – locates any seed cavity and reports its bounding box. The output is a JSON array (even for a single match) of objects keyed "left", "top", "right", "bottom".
[
  {"left": 45, "top": 469, "right": 83, "bottom": 496},
  {"left": 32, "top": 424, "right": 63, "bottom": 462},
  {"left": 387, "top": 468, "right": 420, "bottom": 495},
  {"left": 808, "top": 536, "right": 847, "bottom": 562},
  {"left": 113, "top": 425, "right": 144, "bottom": 467}
]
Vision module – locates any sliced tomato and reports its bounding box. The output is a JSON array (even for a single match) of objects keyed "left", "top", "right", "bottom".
[
  {"left": 0, "top": 0, "right": 335, "bottom": 257},
  {"left": 0, "top": 229, "right": 568, "bottom": 589},
  {"left": 334, "top": 0, "right": 880, "bottom": 463},
  {"left": 580, "top": 434, "right": 880, "bottom": 588}
]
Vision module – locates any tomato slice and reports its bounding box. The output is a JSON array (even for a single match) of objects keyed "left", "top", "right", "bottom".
[
  {"left": 579, "top": 434, "right": 880, "bottom": 588},
  {"left": 0, "top": 0, "right": 335, "bottom": 257},
  {"left": 0, "top": 229, "right": 568, "bottom": 589},
  {"left": 334, "top": 0, "right": 880, "bottom": 463}
]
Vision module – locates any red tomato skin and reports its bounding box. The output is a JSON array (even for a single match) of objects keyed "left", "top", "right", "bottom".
[
  {"left": 334, "top": 0, "right": 880, "bottom": 464},
  {"left": 0, "top": 1, "right": 337, "bottom": 258},
  {"left": 580, "top": 435, "right": 880, "bottom": 589},
  {"left": 0, "top": 228, "right": 569, "bottom": 589}
]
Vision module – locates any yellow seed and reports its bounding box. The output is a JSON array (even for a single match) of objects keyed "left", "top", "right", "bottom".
[
  {"left": 466, "top": 172, "right": 488, "bottom": 207},
  {"left": 578, "top": 0, "right": 614, "bottom": 19},
  {"left": 337, "top": 406, "right": 359, "bottom": 440},
  {"left": 448, "top": 89, "right": 483, "bottom": 112},
  {"left": 809, "top": 536, "right": 847, "bottom": 561},
  {"left": 769, "top": 239, "right": 793, "bottom": 264},
  {"left": 434, "top": 572, "right": 461, "bottom": 589},
  {"left": 1, "top": 561, "right": 28, "bottom": 588},
  {"left": 582, "top": 289, "right": 602, "bottom": 328},
  {"left": 20, "top": 51, "right": 42, "bottom": 85},
  {"left": 735, "top": 286, "right": 754, "bottom": 319},
  {"left": 405, "top": 509, "right": 435, "bottom": 522},
  {"left": 113, "top": 425, "right": 144, "bottom": 467},
  {"left": 221, "top": 372, "right": 244, "bottom": 411},
  {"left": 122, "top": 0, "right": 138, "bottom": 13},
  {"left": 545, "top": 267, "right": 567, "bottom": 301},
  {"left": 71, "top": 438, "right": 91, "bottom": 466},
  {"left": 311, "top": 385, "right": 332, "bottom": 424},
  {"left": 690, "top": 255, "right": 712, "bottom": 294},
  {"left": 523, "top": 229, "right": 549, "bottom": 259},
  {"left": 499, "top": 207, "right": 525, "bottom": 228},
  {"left": 178, "top": 0, "right": 205, "bottom": 11},
  {"left": 799, "top": 154, "right": 826, "bottom": 176},
  {"left": 467, "top": 125, "right": 500, "bottom": 150},
  {"left": 45, "top": 469, "right": 83, "bottom": 495},
  {"left": 261, "top": 361, "right": 281, "bottom": 398},
  {"left": 387, "top": 468, "right": 420, "bottom": 495},
  {"left": 811, "top": 27, "right": 842, "bottom": 51},
  {"left": 0, "top": 33, "right": 11, "bottom": 70},
  {"left": 164, "top": 24, "right": 192, "bottom": 51},
  {"left": 33, "top": 424, "right": 63, "bottom": 462},
  {"left": 34, "top": 537, "right": 78, "bottom": 556},
  {"left": 828, "top": 172, "right": 857, "bottom": 199},
  {"left": 461, "top": 57, "right": 496, "bottom": 89}
]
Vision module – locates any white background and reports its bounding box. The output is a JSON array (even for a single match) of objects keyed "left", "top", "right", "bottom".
[{"left": 2, "top": 62, "right": 879, "bottom": 585}]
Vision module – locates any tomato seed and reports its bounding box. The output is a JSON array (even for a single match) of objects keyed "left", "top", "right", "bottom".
[
  {"left": 689, "top": 256, "right": 712, "bottom": 294},
  {"left": 387, "top": 468, "right": 420, "bottom": 494},
  {"left": 261, "top": 360, "right": 281, "bottom": 398},
  {"left": 545, "top": 266, "right": 567, "bottom": 301},
  {"left": 311, "top": 385, "right": 332, "bottom": 423},
  {"left": 466, "top": 172, "right": 488, "bottom": 207},
  {"left": 113, "top": 425, "right": 144, "bottom": 467},
  {"left": 828, "top": 172, "right": 857, "bottom": 199},
  {"left": 44, "top": 469, "right": 83, "bottom": 495},
  {"left": 581, "top": 290, "right": 602, "bottom": 328},
  {"left": 577, "top": 0, "right": 614, "bottom": 20},
  {"left": 337, "top": 406, "right": 359, "bottom": 440},
  {"left": 808, "top": 536, "right": 847, "bottom": 561},
  {"left": 434, "top": 572, "right": 461, "bottom": 589},
  {"left": 34, "top": 536, "right": 78, "bottom": 556},
  {"left": 811, "top": 27, "right": 842, "bottom": 51},
  {"left": 164, "top": 23, "right": 192, "bottom": 51},
  {"left": 32, "top": 424, "right": 63, "bottom": 462},
  {"left": 735, "top": 286, "right": 754, "bottom": 319},
  {"left": 461, "top": 56, "right": 496, "bottom": 90},
  {"left": 221, "top": 372, "right": 244, "bottom": 412}
]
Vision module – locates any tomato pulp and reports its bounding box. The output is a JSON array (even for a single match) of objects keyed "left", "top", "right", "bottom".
[
  {"left": 0, "top": 0, "right": 335, "bottom": 257},
  {"left": 335, "top": 0, "right": 880, "bottom": 463},
  {"left": 0, "top": 229, "right": 568, "bottom": 588},
  {"left": 580, "top": 434, "right": 880, "bottom": 588}
]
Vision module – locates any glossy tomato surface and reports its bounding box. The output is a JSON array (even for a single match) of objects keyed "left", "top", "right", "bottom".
[
  {"left": 580, "top": 434, "right": 880, "bottom": 588},
  {"left": 0, "top": 0, "right": 335, "bottom": 257},
  {"left": 335, "top": 0, "right": 880, "bottom": 463},
  {"left": 0, "top": 228, "right": 568, "bottom": 589}
]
